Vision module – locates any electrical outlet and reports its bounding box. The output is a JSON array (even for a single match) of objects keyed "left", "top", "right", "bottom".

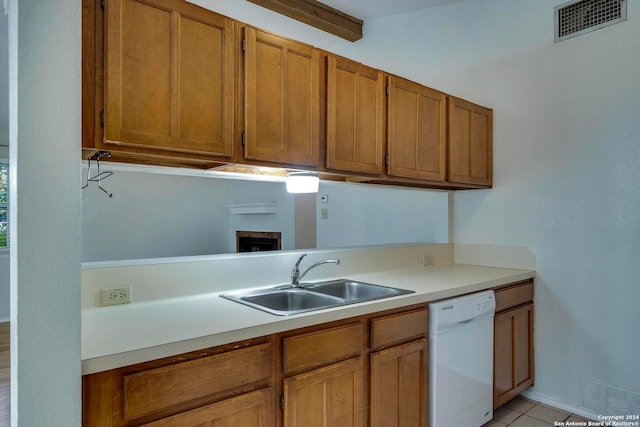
[
  {"left": 422, "top": 255, "right": 434, "bottom": 267},
  {"left": 100, "top": 286, "right": 132, "bottom": 306}
]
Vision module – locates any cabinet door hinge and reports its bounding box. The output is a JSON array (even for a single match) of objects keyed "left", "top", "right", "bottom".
[
  {"left": 280, "top": 394, "right": 285, "bottom": 411},
  {"left": 101, "top": 0, "right": 104, "bottom": 10},
  {"left": 241, "top": 131, "right": 246, "bottom": 146},
  {"left": 385, "top": 155, "right": 389, "bottom": 165},
  {"left": 100, "top": 110, "right": 104, "bottom": 129},
  {"left": 386, "top": 85, "right": 389, "bottom": 96},
  {"left": 242, "top": 39, "right": 246, "bottom": 53}
]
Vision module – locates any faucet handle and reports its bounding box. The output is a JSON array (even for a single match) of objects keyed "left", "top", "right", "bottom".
[
  {"left": 291, "top": 253, "right": 308, "bottom": 285},
  {"left": 294, "top": 253, "right": 308, "bottom": 269}
]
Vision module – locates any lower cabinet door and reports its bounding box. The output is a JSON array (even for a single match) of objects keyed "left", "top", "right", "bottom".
[
  {"left": 494, "top": 303, "right": 534, "bottom": 409},
  {"left": 370, "top": 339, "right": 428, "bottom": 427},
  {"left": 283, "top": 357, "right": 364, "bottom": 427},
  {"left": 143, "top": 388, "right": 274, "bottom": 426}
]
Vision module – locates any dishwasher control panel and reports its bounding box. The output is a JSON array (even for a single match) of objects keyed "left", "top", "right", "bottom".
[
  {"left": 474, "top": 294, "right": 495, "bottom": 316},
  {"left": 429, "top": 290, "right": 495, "bottom": 334}
]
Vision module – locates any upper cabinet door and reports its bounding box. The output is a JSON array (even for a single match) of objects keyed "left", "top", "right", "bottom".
[
  {"left": 448, "top": 97, "right": 493, "bottom": 186},
  {"left": 326, "top": 56, "right": 384, "bottom": 176},
  {"left": 104, "top": 0, "right": 235, "bottom": 157},
  {"left": 244, "top": 27, "right": 320, "bottom": 167},
  {"left": 387, "top": 76, "right": 447, "bottom": 181}
]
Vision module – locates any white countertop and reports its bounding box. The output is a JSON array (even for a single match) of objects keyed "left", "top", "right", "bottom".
[{"left": 82, "top": 263, "right": 534, "bottom": 375}]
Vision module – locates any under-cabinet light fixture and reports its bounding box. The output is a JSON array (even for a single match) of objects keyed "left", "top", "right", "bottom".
[{"left": 286, "top": 172, "right": 320, "bottom": 194}]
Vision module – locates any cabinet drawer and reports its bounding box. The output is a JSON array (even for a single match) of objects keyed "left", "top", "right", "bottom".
[
  {"left": 124, "top": 343, "right": 272, "bottom": 420},
  {"left": 370, "top": 308, "right": 428, "bottom": 349},
  {"left": 283, "top": 323, "right": 364, "bottom": 375},
  {"left": 495, "top": 281, "right": 534, "bottom": 312},
  {"left": 143, "top": 388, "right": 275, "bottom": 426}
]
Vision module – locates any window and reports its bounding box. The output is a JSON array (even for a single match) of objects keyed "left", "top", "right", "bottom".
[{"left": 0, "top": 160, "right": 7, "bottom": 248}]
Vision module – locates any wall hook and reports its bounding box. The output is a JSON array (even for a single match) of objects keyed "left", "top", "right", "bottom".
[{"left": 82, "top": 150, "right": 114, "bottom": 198}]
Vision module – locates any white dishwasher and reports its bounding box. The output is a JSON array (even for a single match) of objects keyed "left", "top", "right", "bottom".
[{"left": 429, "top": 290, "right": 496, "bottom": 427}]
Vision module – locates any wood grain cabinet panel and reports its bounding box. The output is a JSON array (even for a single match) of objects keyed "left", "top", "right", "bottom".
[
  {"left": 370, "top": 307, "right": 428, "bottom": 349},
  {"left": 143, "top": 387, "right": 275, "bottom": 426},
  {"left": 283, "top": 357, "right": 364, "bottom": 427},
  {"left": 283, "top": 323, "right": 364, "bottom": 375},
  {"left": 448, "top": 97, "right": 493, "bottom": 186},
  {"left": 326, "top": 56, "right": 384, "bottom": 175},
  {"left": 104, "top": 0, "right": 235, "bottom": 157},
  {"left": 124, "top": 343, "right": 272, "bottom": 420},
  {"left": 387, "top": 76, "right": 447, "bottom": 181},
  {"left": 370, "top": 339, "right": 428, "bottom": 427},
  {"left": 82, "top": 341, "right": 273, "bottom": 426},
  {"left": 244, "top": 27, "right": 320, "bottom": 167},
  {"left": 494, "top": 303, "right": 534, "bottom": 409},
  {"left": 495, "top": 281, "right": 534, "bottom": 313}
]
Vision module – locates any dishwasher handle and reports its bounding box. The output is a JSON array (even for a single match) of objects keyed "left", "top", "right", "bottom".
[{"left": 429, "top": 311, "right": 494, "bottom": 335}]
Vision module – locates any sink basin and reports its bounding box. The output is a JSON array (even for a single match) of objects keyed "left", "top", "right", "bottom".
[
  {"left": 237, "top": 288, "right": 344, "bottom": 316},
  {"left": 303, "top": 280, "right": 413, "bottom": 302},
  {"left": 221, "top": 279, "right": 414, "bottom": 316}
]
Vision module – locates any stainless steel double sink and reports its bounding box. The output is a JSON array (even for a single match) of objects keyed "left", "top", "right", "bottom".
[{"left": 221, "top": 279, "right": 414, "bottom": 316}]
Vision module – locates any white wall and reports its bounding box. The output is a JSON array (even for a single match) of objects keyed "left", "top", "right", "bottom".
[
  {"left": 354, "top": 0, "right": 639, "bottom": 414},
  {"left": 81, "top": 168, "right": 446, "bottom": 261},
  {"left": 82, "top": 169, "right": 232, "bottom": 261},
  {"left": 0, "top": 5, "right": 8, "bottom": 323},
  {"left": 316, "top": 182, "right": 449, "bottom": 249},
  {"left": 0, "top": 11, "right": 7, "bottom": 147},
  {"left": 81, "top": 169, "right": 298, "bottom": 261},
  {"left": 10, "top": 0, "right": 82, "bottom": 424}
]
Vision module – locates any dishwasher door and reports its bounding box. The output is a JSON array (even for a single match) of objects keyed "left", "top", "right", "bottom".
[{"left": 429, "top": 290, "right": 495, "bottom": 427}]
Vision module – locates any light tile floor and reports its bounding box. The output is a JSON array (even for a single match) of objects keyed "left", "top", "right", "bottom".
[{"left": 484, "top": 396, "right": 593, "bottom": 427}]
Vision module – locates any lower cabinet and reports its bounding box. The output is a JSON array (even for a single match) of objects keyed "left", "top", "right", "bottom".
[
  {"left": 493, "top": 281, "right": 535, "bottom": 409},
  {"left": 281, "top": 322, "right": 366, "bottom": 427},
  {"left": 82, "top": 340, "right": 274, "bottom": 426},
  {"left": 283, "top": 357, "right": 364, "bottom": 427},
  {"left": 370, "top": 339, "right": 428, "bottom": 427},
  {"left": 83, "top": 305, "right": 430, "bottom": 426},
  {"left": 83, "top": 286, "right": 534, "bottom": 426}
]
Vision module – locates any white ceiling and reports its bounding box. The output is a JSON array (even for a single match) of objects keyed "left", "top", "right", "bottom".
[{"left": 320, "top": 0, "right": 467, "bottom": 21}]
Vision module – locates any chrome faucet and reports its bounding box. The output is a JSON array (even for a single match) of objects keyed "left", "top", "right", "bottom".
[{"left": 291, "top": 253, "right": 340, "bottom": 286}]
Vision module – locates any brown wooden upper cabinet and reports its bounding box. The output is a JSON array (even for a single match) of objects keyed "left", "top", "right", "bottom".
[
  {"left": 102, "top": 0, "right": 235, "bottom": 158},
  {"left": 387, "top": 76, "right": 447, "bottom": 182},
  {"left": 448, "top": 97, "right": 493, "bottom": 186},
  {"left": 243, "top": 27, "right": 320, "bottom": 167},
  {"left": 83, "top": 0, "right": 493, "bottom": 188},
  {"left": 326, "top": 56, "right": 385, "bottom": 176}
]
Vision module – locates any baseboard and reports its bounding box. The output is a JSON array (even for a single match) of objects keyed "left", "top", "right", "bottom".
[
  {"left": 522, "top": 389, "right": 599, "bottom": 421},
  {"left": 0, "top": 318, "right": 9, "bottom": 324}
]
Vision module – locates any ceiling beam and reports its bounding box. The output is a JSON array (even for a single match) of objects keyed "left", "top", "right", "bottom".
[{"left": 246, "top": 0, "right": 363, "bottom": 42}]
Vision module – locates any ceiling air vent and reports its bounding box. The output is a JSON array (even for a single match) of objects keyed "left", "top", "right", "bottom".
[{"left": 555, "top": 0, "right": 627, "bottom": 42}]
